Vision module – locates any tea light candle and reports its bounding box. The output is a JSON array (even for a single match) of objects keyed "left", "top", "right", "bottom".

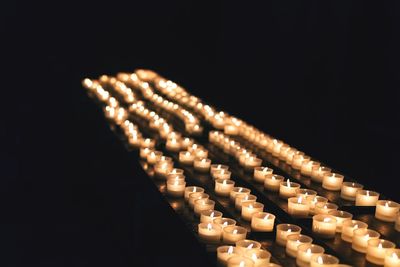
[
  {"left": 296, "top": 189, "right": 317, "bottom": 199},
  {"left": 375, "top": 200, "right": 400, "bottom": 222},
  {"left": 181, "top": 137, "right": 194, "bottom": 149},
  {"left": 276, "top": 224, "right": 302, "bottom": 246},
  {"left": 227, "top": 256, "right": 255, "bottom": 267},
  {"left": 292, "top": 155, "right": 310, "bottom": 170},
  {"left": 309, "top": 196, "right": 328, "bottom": 215},
  {"left": 154, "top": 161, "right": 174, "bottom": 178},
  {"left": 244, "top": 156, "right": 262, "bottom": 171},
  {"left": 312, "top": 215, "right": 337, "bottom": 239},
  {"left": 184, "top": 186, "right": 204, "bottom": 201},
  {"left": 215, "top": 179, "right": 235, "bottom": 196},
  {"left": 189, "top": 192, "right": 209, "bottom": 208},
  {"left": 235, "top": 194, "right": 257, "bottom": 211},
  {"left": 165, "top": 138, "right": 181, "bottom": 152},
  {"left": 296, "top": 244, "right": 325, "bottom": 267},
  {"left": 242, "top": 202, "right": 264, "bottom": 221},
  {"left": 301, "top": 160, "right": 320, "bottom": 176},
  {"left": 179, "top": 151, "right": 195, "bottom": 165},
  {"left": 288, "top": 196, "right": 310, "bottom": 217},
  {"left": 340, "top": 182, "right": 363, "bottom": 201},
  {"left": 140, "top": 147, "right": 154, "bottom": 159},
  {"left": 352, "top": 228, "right": 380, "bottom": 253},
  {"left": 230, "top": 187, "right": 251, "bottom": 202},
  {"left": 322, "top": 173, "right": 344, "bottom": 191},
  {"left": 264, "top": 175, "right": 284, "bottom": 192},
  {"left": 384, "top": 249, "right": 400, "bottom": 267},
  {"left": 236, "top": 239, "right": 262, "bottom": 254},
  {"left": 327, "top": 210, "right": 352, "bottom": 232},
  {"left": 223, "top": 225, "right": 247, "bottom": 244},
  {"left": 214, "top": 217, "right": 237, "bottom": 229},
  {"left": 310, "top": 254, "right": 339, "bottom": 267},
  {"left": 286, "top": 234, "right": 313, "bottom": 257},
  {"left": 355, "top": 190, "right": 380, "bottom": 206},
  {"left": 140, "top": 138, "right": 156, "bottom": 148},
  {"left": 201, "top": 210, "right": 223, "bottom": 223},
  {"left": 167, "top": 179, "right": 186, "bottom": 197},
  {"left": 254, "top": 167, "right": 273, "bottom": 183},
  {"left": 251, "top": 212, "right": 275, "bottom": 232},
  {"left": 278, "top": 144, "right": 291, "bottom": 160},
  {"left": 217, "top": 246, "right": 241, "bottom": 266},
  {"left": 272, "top": 140, "right": 284, "bottom": 156},
  {"left": 194, "top": 158, "right": 211, "bottom": 173},
  {"left": 194, "top": 199, "right": 216, "bottom": 215},
  {"left": 341, "top": 220, "right": 368, "bottom": 242},
  {"left": 286, "top": 150, "right": 304, "bottom": 165},
  {"left": 244, "top": 249, "right": 271, "bottom": 267},
  {"left": 128, "top": 134, "right": 142, "bottom": 147},
  {"left": 211, "top": 164, "right": 229, "bottom": 175},
  {"left": 198, "top": 222, "right": 222, "bottom": 243},
  {"left": 279, "top": 180, "right": 301, "bottom": 199},
  {"left": 366, "top": 239, "right": 396, "bottom": 265},
  {"left": 396, "top": 214, "right": 400, "bottom": 232},
  {"left": 166, "top": 173, "right": 185, "bottom": 183},
  {"left": 314, "top": 202, "right": 338, "bottom": 215},
  {"left": 146, "top": 150, "right": 162, "bottom": 164},
  {"left": 213, "top": 169, "right": 232, "bottom": 180},
  {"left": 311, "top": 166, "right": 332, "bottom": 183},
  {"left": 224, "top": 124, "right": 239, "bottom": 135},
  {"left": 195, "top": 148, "right": 208, "bottom": 159}
]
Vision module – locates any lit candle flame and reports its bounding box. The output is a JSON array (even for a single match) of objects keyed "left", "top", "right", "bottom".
[
  {"left": 223, "top": 180, "right": 227, "bottom": 185},
  {"left": 366, "top": 190, "right": 370, "bottom": 196},
  {"left": 239, "top": 261, "right": 245, "bottom": 267},
  {"left": 385, "top": 202, "right": 390, "bottom": 208},
  {"left": 210, "top": 212, "right": 215, "bottom": 218},
  {"left": 238, "top": 188, "right": 243, "bottom": 193},
  {"left": 287, "top": 179, "right": 291, "bottom": 187},
  {"left": 317, "top": 256, "right": 324, "bottom": 264},
  {"left": 297, "top": 196, "right": 303, "bottom": 204},
  {"left": 392, "top": 252, "right": 398, "bottom": 260},
  {"left": 228, "top": 246, "right": 234, "bottom": 254},
  {"left": 207, "top": 223, "right": 212, "bottom": 231},
  {"left": 323, "top": 217, "right": 331, "bottom": 223},
  {"left": 378, "top": 243, "right": 383, "bottom": 249},
  {"left": 249, "top": 204, "right": 254, "bottom": 209},
  {"left": 223, "top": 221, "right": 228, "bottom": 227},
  {"left": 251, "top": 253, "right": 258, "bottom": 261},
  {"left": 287, "top": 228, "right": 292, "bottom": 233},
  {"left": 264, "top": 214, "right": 270, "bottom": 220},
  {"left": 233, "top": 229, "right": 238, "bottom": 234},
  {"left": 306, "top": 248, "right": 312, "bottom": 255}
]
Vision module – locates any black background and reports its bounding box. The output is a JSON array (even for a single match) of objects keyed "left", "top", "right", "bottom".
[{"left": 3, "top": 0, "right": 400, "bottom": 266}]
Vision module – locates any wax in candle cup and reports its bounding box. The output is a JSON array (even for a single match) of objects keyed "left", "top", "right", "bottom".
[
  {"left": 276, "top": 224, "right": 302, "bottom": 246},
  {"left": 188, "top": 192, "right": 209, "bottom": 208},
  {"left": 341, "top": 220, "right": 368, "bottom": 242},
  {"left": 296, "top": 189, "right": 317, "bottom": 199},
  {"left": 213, "top": 169, "right": 232, "bottom": 180},
  {"left": 146, "top": 150, "right": 163, "bottom": 165},
  {"left": 251, "top": 212, "right": 275, "bottom": 232},
  {"left": 179, "top": 151, "right": 195, "bottom": 165},
  {"left": 296, "top": 244, "right": 325, "bottom": 267},
  {"left": 194, "top": 158, "right": 212, "bottom": 173},
  {"left": 375, "top": 200, "right": 400, "bottom": 222},
  {"left": 355, "top": 190, "right": 380, "bottom": 206},
  {"left": 244, "top": 249, "right": 271, "bottom": 267},
  {"left": 396, "top": 214, "right": 400, "bottom": 232},
  {"left": 288, "top": 196, "right": 310, "bottom": 217},
  {"left": 200, "top": 210, "right": 223, "bottom": 223},
  {"left": 235, "top": 194, "right": 257, "bottom": 211},
  {"left": 327, "top": 210, "right": 353, "bottom": 232},
  {"left": 217, "top": 246, "right": 241, "bottom": 266},
  {"left": 309, "top": 196, "right": 328, "bottom": 215},
  {"left": 264, "top": 175, "right": 284, "bottom": 192},
  {"left": 140, "top": 147, "right": 154, "bottom": 159},
  {"left": 279, "top": 180, "right": 301, "bottom": 199},
  {"left": 140, "top": 138, "right": 156, "bottom": 149},
  {"left": 194, "top": 199, "right": 216, "bottom": 215},
  {"left": 314, "top": 202, "right": 338, "bottom": 215},
  {"left": 292, "top": 155, "right": 310, "bottom": 170},
  {"left": 227, "top": 256, "right": 255, "bottom": 267},
  {"left": 384, "top": 249, "right": 400, "bottom": 267},
  {"left": 230, "top": 187, "right": 251, "bottom": 202},
  {"left": 301, "top": 160, "right": 320, "bottom": 176},
  {"left": 184, "top": 186, "right": 204, "bottom": 201},
  {"left": 254, "top": 167, "right": 274, "bottom": 183},
  {"left": 198, "top": 222, "right": 223, "bottom": 244},
  {"left": 312, "top": 215, "right": 337, "bottom": 239},
  {"left": 310, "top": 254, "right": 339, "bottom": 267},
  {"left": 285, "top": 234, "right": 313, "bottom": 258},
  {"left": 223, "top": 225, "right": 247, "bottom": 244},
  {"left": 322, "top": 173, "right": 344, "bottom": 191},
  {"left": 366, "top": 239, "right": 396, "bottom": 265},
  {"left": 214, "top": 217, "right": 237, "bottom": 229},
  {"left": 215, "top": 179, "right": 236, "bottom": 197},
  {"left": 166, "top": 173, "right": 185, "bottom": 182},
  {"left": 311, "top": 166, "right": 332, "bottom": 183},
  {"left": 166, "top": 179, "right": 186, "bottom": 197},
  {"left": 236, "top": 239, "right": 262, "bottom": 254},
  {"left": 242, "top": 202, "right": 264, "bottom": 221},
  {"left": 352, "top": 228, "right": 380, "bottom": 253},
  {"left": 340, "top": 182, "right": 363, "bottom": 201}
]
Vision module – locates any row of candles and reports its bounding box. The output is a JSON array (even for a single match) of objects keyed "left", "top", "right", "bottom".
[{"left": 83, "top": 73, "right": 400, "bottom": 266}]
